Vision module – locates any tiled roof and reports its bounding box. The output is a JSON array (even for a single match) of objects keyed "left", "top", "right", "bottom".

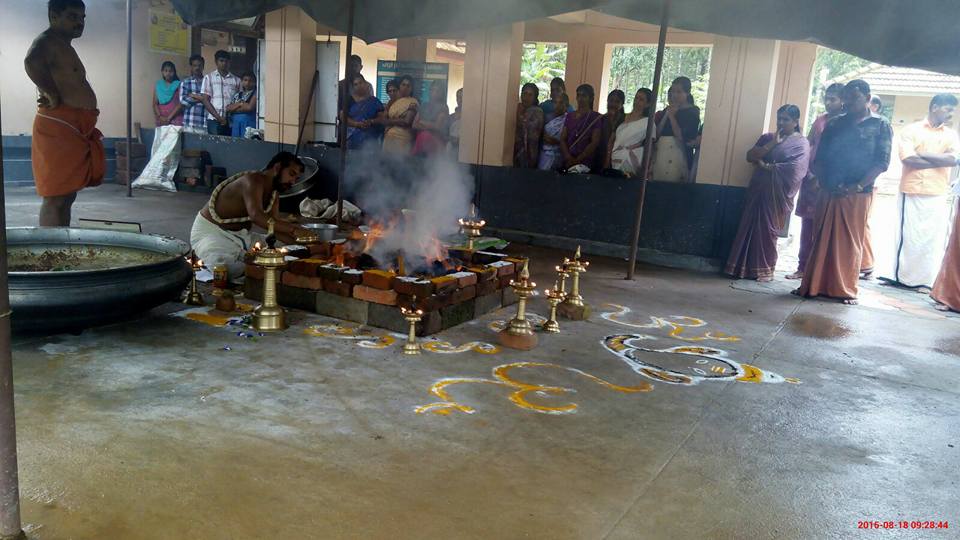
[{"left": 829, "top": 64, "right": 960, "bottom": 95}]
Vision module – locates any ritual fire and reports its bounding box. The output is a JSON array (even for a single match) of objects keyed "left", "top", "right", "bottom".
[{"left": 244, "top": 210, "right": 520, "bottom": 336}]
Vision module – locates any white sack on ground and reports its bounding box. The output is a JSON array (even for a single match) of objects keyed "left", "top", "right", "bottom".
[{"left": 133, "top": 125, "right": 181, "bottom": 193}]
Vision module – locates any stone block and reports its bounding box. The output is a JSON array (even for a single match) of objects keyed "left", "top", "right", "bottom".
[
  {"left": 245, "top": 264, "right": 265, "bottom": 281},
  {"left": 314, "top": 290, "right": 369, "bottom": 324},
  {"left": 323, "top": 279, "right": 353, "bottom": 297},
  {"left": 277, "top": 284, "right": 320, "bottom": 312},
  {"left": 450, "top": 271, "right": 478, "bottom": 288},
  {"left": 473, "top": 251, "right": 507, "bottom": 265},
  {"left": 353, "top": 285, "right": 398, "bottom": 306},
  {"left": 366, "top": 304, "right": 442, "bottom": 336},
  {"left": 288, "top": 258, "right": 326, "bottom": 277},
  {"left": 341, "top": 269, "right": 364, "bottom": 284},
  {"left": 474, "top": 292, "right": 502, "bottom": 318},
  {"left": 452, "top": 284, "right": 477, "bottom": 304},
  {"left": 441, "top": 298, "right": 476, "bottom": 330},
  {"left": 318, "top": 264, "right": 346, "bottom": 282},
  {"left": 488, "top": 260, "right": 515, "bottom": 277},
  {"left": 502, "top": 286, "right": 518, "bottom": 306},
  {"left": 363, "top": 269, "right": 396, "bottom": 290},
  {"left": 477, "top": 278, "right": 497, "bottom": 297},
  {"left": 431, "top": 275, "right": 458, "bottom": 295}
]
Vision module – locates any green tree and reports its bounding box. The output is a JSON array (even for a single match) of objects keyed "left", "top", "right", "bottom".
[
  {"left": 805, "top": 47, "right": 872, "bottom": 126},
  {"left": 520, "top": 42, "right": 567, "bottom": 99},
  {"left": 607, "top": 46, "right": 712, "bottom": 114}
]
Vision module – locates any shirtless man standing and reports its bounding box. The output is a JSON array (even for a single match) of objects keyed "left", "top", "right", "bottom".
[
  {"left": 24, "top": 0, "right": 104, "bottom": 227},
  {"left": 190, "top": 151, "right": 314, "bottom": 279}
]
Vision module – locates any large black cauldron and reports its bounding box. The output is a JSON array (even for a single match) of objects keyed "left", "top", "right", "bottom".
[{"left": 6, "top": 227, "right": 192, "bottom": 333}]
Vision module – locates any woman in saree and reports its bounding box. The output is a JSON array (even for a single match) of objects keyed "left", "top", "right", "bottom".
[
  {"left": 653, "top": 76, "right": 701, "bottom": 182},
  {"left": 559, "top": 84, "right": 604, "bottom": 173},
  {"left": 725, "top": 104, "right": 810, "bottom": 282},
  {"left": 600, "top": 89, "right": 626, "bottom": 170},
  {"left": 413, "top": 82, "right": 450, "bottom": 156},
  {"left": 376, "top": 75, "right": 419, "bottom": 155},
  {"left": 153, "top": 61, "right": 183, "bottom": 127},
  {"left": 513, "top": 83, "right": 544, "bottom": 168},
  {"left": 538, "top": 92, "right": 570, "bottom": 171},
  {"left": 607, "top": 88, "right": 653, "bottom": 175},
  {"left": 346, "top": 75, "right": 384, "bottom": 149}
]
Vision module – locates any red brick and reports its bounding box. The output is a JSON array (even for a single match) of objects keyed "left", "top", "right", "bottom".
[
  {"left": 353, "top": 285, "right": 398, "bottom": 306},
  {"left": 498, "top": 275, "right": 514, "bottom": 289},
  {"left": 419, "top": 292, "right": 453, "bottom": 312},
  {"left": 363, "top": 269, "right": 396, "bottom": 290},
  {"left": 288, "top": 258, "right": 326, "bottom": 277},
  {"left": 323, "top": 279, "right": 353, "bottom": 297},
  {"left": 308, "top": 243, "right": 332, "bottom": 257},
  {"left": 488, "top": 261, "right": 515, "bottom": 277},
  {"left": 468, "top": 266, "right": 497, "bottom": 282},
  {"left": 450, "top": 271, "right": 478, "bottom": 288},
  {"left": 341, "top": 269, "right": 364, "bottom": 284},
  {"left": 245, "top": 264, "right": 265, "bottom": 281},
  {"left": 477, "top": 278, "right": 497, "bottom": 296},
  {"left": 505, "top": 256, "right": 528, "bottom": 268},
  {"left": 394, "top": 277, "right": 435, "bottom": 297},
  {"left": 318, "top": 264, "right": 346, "bottom": 281},
  {"left": 282, "top": 272, "right": 323, "bottom": 290},
  {"left": 452, "top": 284, "right": 477, "bottom": 304},
  {"left": 431, "top": 275, "right": 458, "bottom": 295}
]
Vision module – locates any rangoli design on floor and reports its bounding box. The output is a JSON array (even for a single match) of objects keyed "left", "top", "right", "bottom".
[
  {"left": 304, "top": 323, "right": 397, "bottom": 349},
  {"left": 415, "top": 361, "right": 652, "bottom": 416},
  {"left": 600, "top": 304, "right": 741, "bottom": 342}
]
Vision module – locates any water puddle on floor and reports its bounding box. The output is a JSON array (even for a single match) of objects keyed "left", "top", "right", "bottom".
[
  {"left": 787, "top": 314, "right": 854, "bottom": 339},
  {"left": 934, "top": 339, "right": 960, "bottom": 357}
]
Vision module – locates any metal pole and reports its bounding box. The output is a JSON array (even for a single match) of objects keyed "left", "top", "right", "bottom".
[
  {"left": 125, "top": 0, "right": 133, "bottom": 197},
  {"left": 336, "top": 0, "right": 355, "bottom": 228},
  {"left": 0, "top": 95, "right": 26, "bottom": 540},
  {"left": 626, "top": 0, "right": 670, "bottom": 280}
]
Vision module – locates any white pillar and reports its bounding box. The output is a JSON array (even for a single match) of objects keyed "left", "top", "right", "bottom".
[
  {"left": 697, "top": 37, "right": 781, "bottom": 187},
  {"left": 460, "top": 23, "right": 524, "bottom": 166},
  {"left": 768, "top": 42, "right": 818, "bottom": 133},
  {"left": 263, "top": 7, "right": 318, "bottom": 145}
]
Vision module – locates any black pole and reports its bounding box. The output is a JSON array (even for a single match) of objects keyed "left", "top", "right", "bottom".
[
  {"left": 626, "top": 0, "right": 670, "bottom": 280},
  {"left": 0, "top": 96, "right": 26, "bottom": 540},
  {"left": 336, "top": 0, "right": 355, "bottom": 229},
  {"left": 125, "top": 0, "right": 133, "bottom": 197}
]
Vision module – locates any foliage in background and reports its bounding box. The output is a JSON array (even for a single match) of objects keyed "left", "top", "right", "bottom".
[
  {"left": 607, "top": 46, "right": 712, "bottom": 114},
  {"left": 805, "top": 47, "right": 872, "bottom": 126},
  {"left": 520, "top": 42, "right": 568, "bottom": 100}
]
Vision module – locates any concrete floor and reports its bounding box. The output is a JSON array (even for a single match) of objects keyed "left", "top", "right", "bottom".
[{"left": 4, "top": 184, "right": 960, "bottom": 539}]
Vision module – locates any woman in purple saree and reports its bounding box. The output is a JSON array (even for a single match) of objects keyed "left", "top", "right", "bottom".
[
  {"left": 725, "top": 104, "right": 810, "bottom": 282},
  {"left": 560, "top": 84, "right": 604, "bottom": 173}
]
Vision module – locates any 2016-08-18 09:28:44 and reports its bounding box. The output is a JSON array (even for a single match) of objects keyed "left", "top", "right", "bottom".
[{"left": 858, "top": 521, "right": 949, "bottom": 529}]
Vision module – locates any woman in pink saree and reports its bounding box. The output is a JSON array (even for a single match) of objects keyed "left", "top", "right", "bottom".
[{"left": 725, "top": 104, "right": 810, "bottom": 282}]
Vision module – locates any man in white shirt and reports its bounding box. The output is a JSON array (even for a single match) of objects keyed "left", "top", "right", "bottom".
[{"left": 201, "top": 49, "right": 240, "bottom": 136}]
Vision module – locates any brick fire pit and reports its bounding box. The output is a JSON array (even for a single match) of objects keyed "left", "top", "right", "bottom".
[{"left": 244, "top": 240, "right": 522, "bottom": 336}]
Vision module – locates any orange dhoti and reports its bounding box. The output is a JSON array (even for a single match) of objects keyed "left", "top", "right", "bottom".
[
  {"left": 31, "top": 106, "right": 105, "bottom": 197},
  {"left": 860, "top": 195, "right": 875, "bottom": 274},
  {"left": 798, "top": 191, "right": 873, "bottom": 300},
  {"left": 931, "top": 201, "right": 960, "bottom": 311}
]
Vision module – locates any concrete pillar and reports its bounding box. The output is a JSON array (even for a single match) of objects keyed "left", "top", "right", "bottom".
[
  {"left": 768, "top": 42, "right": 818, "bottom": 133},
  {"left": 697, "top": 37, "right": 781, "bottom": 187},
  {"left": 396, "top": 37, "right": 438, "bottom": 62},
  {"left": 460, "top": 23, "right": 524, "bottom": 166},
  {"left": 263, "top": 7, "right": 318, "bottom": 144}
]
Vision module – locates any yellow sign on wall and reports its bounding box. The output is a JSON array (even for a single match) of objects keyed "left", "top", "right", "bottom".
[{"left": 149, "top": 9, "right": 189, "bottom": 56}]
